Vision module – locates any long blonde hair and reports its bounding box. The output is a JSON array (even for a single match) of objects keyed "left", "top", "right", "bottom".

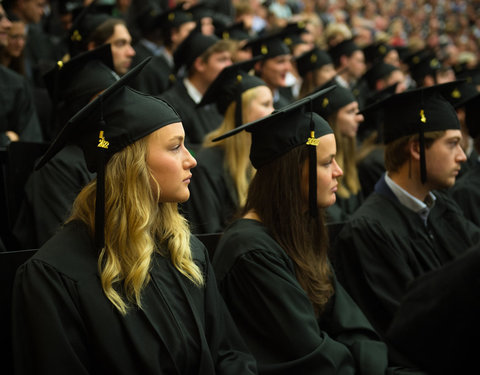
[
  {"left": 69, "top": 135, "right": 203, "bottom": 315},
  {"left": 203, "top": 87, "right": 262, "bottom": 206},
  {"left": 328, "top": 113, "right": 361, "bottom": 198}
]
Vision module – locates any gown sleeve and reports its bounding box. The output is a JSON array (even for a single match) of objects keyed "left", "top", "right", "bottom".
[
  {"left": 12, "top": 259, "right": 91, "bottom": 375},
  {"left": 198, "top": 244, "right": 258, "bottom": 374}
]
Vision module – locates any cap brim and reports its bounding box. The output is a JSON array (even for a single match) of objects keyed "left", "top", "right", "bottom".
[
  {"left": 212, "top": 85, "right": 337, "bottom": 141},
  {"left": 35, "top": 57, "right": 152, "bottom": 170}
]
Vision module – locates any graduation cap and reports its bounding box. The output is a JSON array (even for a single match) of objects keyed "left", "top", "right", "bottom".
[
  {"left": 328, "top": 38, "right": 361, "bottom": 64},
  {"left": 243, "top": 27, "right": 293, "bottom": 59},
  {"left": 363, "top": 62, "right": 399, "bottom": 91},
  {"left": 36, "top": 57, "right": 181, "bottom": 251},
  {"left": 407, "top": 50, "right": 441, "bottom": 84},
  {"left": 280, "top": 21, "right": 309, "bottom": 51},
  {"left": 67, "top": 0, "right": 111, "bottom": 57},
  {"left": 456, "top": 66, "right": 480, "bottom": 86},
  {"left": 312, "top": 79, "right": 356, "bottom": 119},
  {"left": 212, "top": 86, "right": 337, "bottom": 218},
  {"left": 440, "top": 80, "right": 480, "bottom": 138},
  {"left": 363, "top": 42, "right": 393, "bottom": 66},
  {"left": 158, "top": 2, "right": 195, "bottom": 32},
  {"left": 366, "top": 82, "right": 460, "bottom": 183},
  {"left": 441, "top": 80, "right": 479, "bottom": 109},
  {"left": 173, "top": 28, "right": 220, "bottom": 71},
  {"left": 358, "top": 82, "right": 400, "bottom": 142},
  {"left": 134, "top": 3, "right": 163, "bottom": 35},
  {"left": 216, "top": 21, "right": 250, "bottom": 42},
  {"left": 198, "top": 57, "right": 266, "bottom": 127},
  {"left": 295, "top": 47, "right": 333, "bottom": 77},
  {"left": 43, "top": 44, "right": 119, "bottom": 127}
]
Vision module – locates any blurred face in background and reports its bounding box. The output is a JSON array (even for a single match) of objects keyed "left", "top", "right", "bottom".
[
  {"left": 6, "top": 20, "right": 27, "bottom": 58},
  {"left": 0, "top": 5, "right": 12, "bottom": 47},
  {"left": 105, "top": 24, "right": 135, "bottom": 76},
  {"left": 21, "top": 0, "right": 46, "bottom": 24}
]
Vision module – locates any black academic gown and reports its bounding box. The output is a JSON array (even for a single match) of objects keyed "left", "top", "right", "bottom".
[
  {"left": 333, "top": 174, "right": 480, "bottom": 340},
  {"left": 450, "top": 160, "right": 480, "bottom": 227},
  {"left": 212, "top": 218, "right": 418, "bottom": 375},
  {"left": 357, "top": 146, "right": 385, "bottom": 199},
  {"left": 12, "top": 220, "right": 257, "bottom": 375},
  {"left": 181, "top": 146, "right": 238, "bottom": 234},
  {"left": 160, "top": 81, "right": 223, "bottom": 151},
  {"left": 0, "top": 66, "right": 43, "bottom": 145},
  {"left": 325, "top": 189, "right": 364, "bottom": 223},
  {"left": 131, "top": 44, "right": 174, "bottom": 96},
  {"left": 387, "top": 244, "right": 480, "bottom": 375},
  {"left": 12, "top": 145, "right": 94, "bottom": 249}
]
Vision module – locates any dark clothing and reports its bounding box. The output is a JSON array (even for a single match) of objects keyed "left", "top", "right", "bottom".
[
  {"left": 326, "top": 190, "right": 363, "bottom": 223},
  {"left": 182, "top": 146, "right": 238, "bottom": 234},
  {"left": 132, "top": 54, "right": 173, "bottom": 96},
  {"left": 273, "top": 90, "right": 291, "bottom": 110},
  {"left": 213, "top": 218, "right": 411, "bottom": 375},
  {"left": 357, "top": 146, "right": 385, "bottom": 199},
  {"left": 160, "top": 81, "right": 223, "bottom": 151},
  {"left": 387, "top": 244, "right": 480, "bottom": 375},
  {"left": 131, "top": 43, "right": 173, "bottom": 96},
  {"left": 12, "top": 220, "right": 257, "bottom": 375},
  {"left": 450, "top": 160, "right": 480, "bottom": 226},
  {"left": 333, "top": 175, "right": 480, "bottom": 339},
  {"left": 0, "top": 66, "right": 43, "bottom": 145},
  {"left": 13, "top": 145, "right": 94, "bottom": 249}
]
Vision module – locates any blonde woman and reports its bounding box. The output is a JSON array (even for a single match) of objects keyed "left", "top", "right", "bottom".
[
  {"left": 313, "top": 83, "right": 364, "bottom": 222},
  {"left": 182, "top": 59, "right": 274, "bottom": 234},
  {"left": 11, "top": 65, "right": 257, "bottom": 374}
]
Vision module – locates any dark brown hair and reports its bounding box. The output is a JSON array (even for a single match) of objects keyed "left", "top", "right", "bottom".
[{"left": 242, "top": 144, "right": 334, "bottom": 315}]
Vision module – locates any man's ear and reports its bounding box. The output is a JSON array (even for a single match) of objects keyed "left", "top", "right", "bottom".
[
  {"left": 254, "top": 60, "right": 263, "bottom": 74},
  {"left": 193, "top": 56, "right": 205, "bottom": 73},
  {"left": 410, "top": 139, "right": 421, "bottom": 161}
]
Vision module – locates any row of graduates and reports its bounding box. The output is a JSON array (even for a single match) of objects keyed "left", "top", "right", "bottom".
[{"left": 10, "top": 50, "right": 480, "bottom": 374}]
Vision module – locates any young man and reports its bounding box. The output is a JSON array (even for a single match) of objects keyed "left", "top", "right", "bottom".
[
  {"left": 246, "top": 28, "right": 294, "bottom": 109},
  {"left": 160, "top": 29, "right": 233, "bottom": 151},
  {"left": 332, "top": 83, "right": 480, "bottom": 359},
  {"left": 328, "top": 38, "right": 366, "bottom": 106},
  {"left": 87, "top": 18, "right": 135, "bottom": 76},
  {"left": 131, "top": 3, "right": 196, "bottom": 95}
]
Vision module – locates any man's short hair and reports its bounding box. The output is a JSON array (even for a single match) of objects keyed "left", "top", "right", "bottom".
[{"left": 384, "top": 131, "right": 446, "bottom": 173}]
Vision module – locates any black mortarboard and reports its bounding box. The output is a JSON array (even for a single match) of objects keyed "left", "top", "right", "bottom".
[
  {"left": 43, "top": 44, "right": 119, "bottom": 126},
  {"left": 36, "top": 57, "right": 180, "bottom": 251},
  {"left": 358, "top": 82, "right": 399, "bottom": 142},
  {"left": 440, "top": 80, "right": 480, "bottom": 138},
  {"left": 212, "top": 86, "right": 336, "bottom": 217},
  {"left": 67, "top": 0, "right": 111, "bottom": 57},
  {"left": 367, "top": 82, "right": 460, "bottom": 182},
  {"left": 198, "top": 57, "right": 266, "bottom": 127},
  {"left": 134, "top": 3, "right": 163, "bottom": 35},
  {"left": 441, "top": 80, "right": 479, "bottom": 109},
  {"left": 281, "top": 21, "right": 309, "bottom": 51},
  {"left": 456, "top": 66, "right": 480, "bottom": 86},
  {"left": 312, "top": 80, "right": 356, "bottom": 119},
  {"left": 158, "top": 2, "right": 194, "bottom": 32},
  {"left": 328, "top": 38, "right": 361, "bottom": 64},
  {"left": 243, "top": 27, "right": 292, "bottom": 59},
  {"left": 408, "top": 51, "right": 441, "bottom": 84},
  {"left": 295, "top": 47, "right": 333, "bottom": 77},
  {"left": 363, "top": 62, "right": 399, "bottom": 91},
  {"left": 216, "top": 21, "right": 250, "bottom": 41},
  {"left": 173, "top": 29, "right": 220, "bottom": 71},
  {"left": 363, "top": 42, "right": 393, "bottom": 66}
]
